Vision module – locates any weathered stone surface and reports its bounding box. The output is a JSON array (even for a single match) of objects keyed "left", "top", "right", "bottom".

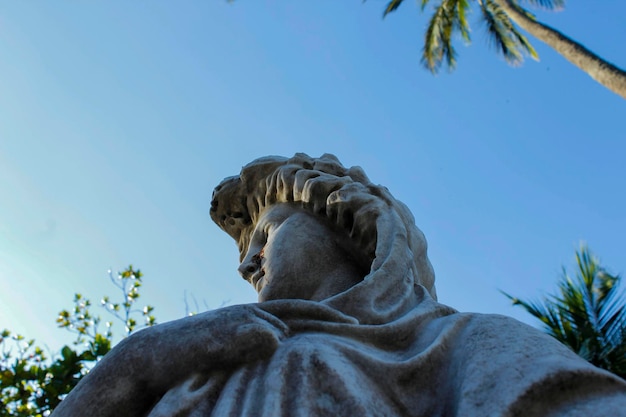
[{"left": 52, "top": 153, "right": 626, "bottom": 417}]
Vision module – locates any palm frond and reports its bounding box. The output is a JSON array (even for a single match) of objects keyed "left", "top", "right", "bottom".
[
  {"left": 509, "top": 27, "right": 539, "bottom": 60},
  {"left": 505, "top": 245, "right": 626, "bottom": 378},
  {"left": 594, "top": 268, "right": 622, "bottom": 317},
  {"left": 454, "top": 0, "right": 471, "bottom": 43},
  {"left": 380, "top": 0, "right": 436, "bottom": 16},
  {"left": 422, "top": 1, "right": 456, "bottom": 72},
  {"left": 501, "top": 291, "right": 565, "bottom": 339},
  {"left": 598, "top": 284, "right": 626, "bottom": 343},
  {"left": 479, "top": 0, "right": 539, "bottom": 64},
  {"left": 421, "top": 0, "right": 472, "bottom": 72},
  {"left": 480, "top": 0, "right": 524, "bottom": 64},
  {"left": 382, "top": 0, "right": 406, "bottom": 17}
]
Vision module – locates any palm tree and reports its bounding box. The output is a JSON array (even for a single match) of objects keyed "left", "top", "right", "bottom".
[
  {"left": 382, "top": 0, "right": 626, "bottom": 99},
  {"left": 503, "top": 246, "right": 626, "bottom": 378}
]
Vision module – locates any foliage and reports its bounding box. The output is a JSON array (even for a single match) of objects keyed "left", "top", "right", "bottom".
[
  {"left": 503, "top": 246, "right": 626, "bottom": 378},
  {"left": 380, "top": 0, "right": 626, "bottom": 99},
  {"left": 379, "top": 0, "right": 561, "bottom": 72},
  {"left": 0, "top": 266, "right": 156, "bottom": 417}
]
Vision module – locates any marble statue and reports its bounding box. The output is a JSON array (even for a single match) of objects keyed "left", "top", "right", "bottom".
[{"left": 52, "top": 153, "right": 626, "bottom": 417}]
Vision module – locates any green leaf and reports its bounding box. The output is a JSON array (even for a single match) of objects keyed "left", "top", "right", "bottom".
[
  {"left": 60, "top": 346, "right": 74, "bottom": 361},
  {"left": 505, "top": 246, "right": 626, "bottom": 378},
  {"left": 382, "top": 0, "right": 405, "bottom": 17}
]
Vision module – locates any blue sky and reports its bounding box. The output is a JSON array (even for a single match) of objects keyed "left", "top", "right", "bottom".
[{"left": 1, "top": 1, "right": 625, "bottom": 348}]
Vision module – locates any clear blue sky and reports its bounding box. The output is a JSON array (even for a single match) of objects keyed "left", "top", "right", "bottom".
[{"left": 1, "top": 1, "right": 625, "bottom": 348}]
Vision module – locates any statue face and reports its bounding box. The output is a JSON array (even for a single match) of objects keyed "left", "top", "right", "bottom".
[{"left": 238, "top": 204, "right": 364, "bottom": 302}]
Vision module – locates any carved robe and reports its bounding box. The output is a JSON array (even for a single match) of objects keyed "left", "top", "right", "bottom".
[{"left": 147, "top": 286, "right": 626, "bottom": 417}]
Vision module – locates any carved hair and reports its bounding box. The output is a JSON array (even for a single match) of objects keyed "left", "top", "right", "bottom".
[{"left": 210, "top": 153, "right": 436, "bottom": 300}]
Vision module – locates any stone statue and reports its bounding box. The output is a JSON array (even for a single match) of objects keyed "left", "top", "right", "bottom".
[{"left": 52, "top": 153, "right": 626, "bottom": 416}]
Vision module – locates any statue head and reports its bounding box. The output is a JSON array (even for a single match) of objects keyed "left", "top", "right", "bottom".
[{"left": 210, "top": 153, "right": 436, "bottom": 320}]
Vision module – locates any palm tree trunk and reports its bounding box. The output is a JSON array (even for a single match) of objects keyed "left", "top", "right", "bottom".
[{"left": 495, "top": 0, "right": 626, "bottom": 99}]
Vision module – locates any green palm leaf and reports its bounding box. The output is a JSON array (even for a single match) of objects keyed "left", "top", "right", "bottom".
[
  {"left": 455, "top": 0, "right": 471, "bottom": 42},
  {"left": 382, "top": 0, "right": 406, "bottom": 17},
  {"left": 421, "top": 0, "right": 471, "bottom": 72},
  {"left": 423, "top": 2, "right": 453, "bottom": 71},
  {"left": 381, "top": 0, "right": 435, "bottom": 16},
  {"left": 480, "top": 0, "right": 525, "bottom": 64},
  {"left": 382, "top": 0, "right": 539, "bottom": 68},
  {"left": 504, "top": 246, "right": 626, "bottom": 378}
]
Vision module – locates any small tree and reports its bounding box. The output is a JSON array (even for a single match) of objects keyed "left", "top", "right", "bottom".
[
  {"left": 503, "top": 246, "right": 626, "bottom": 378},
  {"left": 0, "top": 266, "right": 156, "bottom": 417}
]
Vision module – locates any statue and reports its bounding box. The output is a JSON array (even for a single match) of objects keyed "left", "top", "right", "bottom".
[{"left": 53, "top": 153, "right": 626, "bottom": 416}]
